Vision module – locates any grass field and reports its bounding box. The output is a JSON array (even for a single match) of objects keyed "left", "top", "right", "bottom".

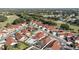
[
  {"left": 0, "top": 15, "right": 19, "bottom": 28},
  {"left": 68, "top": 24, "right": 79, "bottom": 32},
  {"left": 52, "top": 20, "right": 79, "bottom": 32}
]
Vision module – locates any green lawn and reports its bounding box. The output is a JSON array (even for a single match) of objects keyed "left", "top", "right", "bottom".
[
  {"left": 51, "top": 20, "right": 79, "bottom": 32},
  {"left": 7, "top": 42, "right": 29, "bottom": 50},
  {"left": 0, "top": 15, "right": 19, "bottom": 28},
  {"left": 68, "top": 24, "right": 79, "bottom": 32},
  {"left": 17, "top": 42, "right": 29, "bottom": 50}
]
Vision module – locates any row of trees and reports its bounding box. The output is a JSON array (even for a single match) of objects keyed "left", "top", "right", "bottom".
[
  {"left": 12, "top": 12, "right": 31, "bottom": 25},
  {"left": 12, "top": 18, "right": 25, "bottom": 24},
  {"left": 29, "top": 14, "right": 57, "bottom": 26},
  {"left": 14, "top": 12, "right": 72, "bottom": 30},
  {"left": 60, "top": 24, "right": 79, "bottom": 33},
  {"left": 38, "top": 19, "right": 57, "bottom": 26},
  {"left": 68, "top": 19, "right": 79, "bottom": 26},
  {"left": 60, "top": 24, "right": 70, "bottom": 30},
  {"left": 14, "top": 12, "right": 76, "bottom": 32}
]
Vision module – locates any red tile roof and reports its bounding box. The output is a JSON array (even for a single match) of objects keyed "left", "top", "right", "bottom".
[
  {"left": 32, "top": 20, "right": 56, "bottom": 31},
  {"left": 32, "top": 20, "right": 43, "bottom": 26},
  {"left": 36, "top": 22, "right": 43, "bottom": 26},
  {"left": 0, "top": 31, "right": 3, "bottom": 35},
  {"left": 28, "top": 26, "right": 36, "bottom": 31},
  {"left": 41, "top": 36, "right": 51, "bottom": 44},
  {"left": 40, "top": 36, "right": 57, "bottom": 45},
  {"left": 11, "top": 25, "right": 20, "bottom": 29},
  {"left": 45, "top": 25, "right": 55, "bottom": 31},
  {"left": 6, "top": 36, "right": 16, "bottom": 45},
  {"left": 15, "top": 32, "right": 23, "bottom": 40},
  {"left": 8, "top": 25, "right": 20, "bottom": 29},
  {"left": 51, "top": 40, "right": 61, "bottom": 50},
  {"left": 32, "top": 31, "right": 45, "bottom": 40},
  {"left": 21, "top": 29, "right": 30, "bottom": 35}
]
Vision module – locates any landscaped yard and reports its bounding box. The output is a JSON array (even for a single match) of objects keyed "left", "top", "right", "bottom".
[
  {"left": 7, "top": 42, "right": 29, "bottom": 50},
  {"left": 17, "top": 42, "right": 29, "bottom": 50}
]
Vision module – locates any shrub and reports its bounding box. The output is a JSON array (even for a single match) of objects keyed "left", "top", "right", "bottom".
[
  {"left": 60, "top": 24, "right": 70, "bottom": 30},
  {"left": 0, "top": 15, "right": 7, "bottom": 22},
  {"left": 12, "top": 18, "right": 25, "bottom": 25}
]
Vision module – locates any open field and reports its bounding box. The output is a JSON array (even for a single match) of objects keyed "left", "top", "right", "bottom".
[
  {"left": 52, "top": 20, "right": 79, "bottom": 32},
  {"left": 0, "top": 15, "right": 19, "bottom": 28},
  {"left": 68, "top": 24, "right": 79, "bottom": 32}
]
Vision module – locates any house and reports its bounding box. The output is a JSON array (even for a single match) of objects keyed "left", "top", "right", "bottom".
[
  {"left": 31, "top": 20, "right": 37, "bottom": 26},
  {"left": 51, "top": 40, "right": 61, "bottom": 50},
  {"left": 0, "top": 31, "right": 6, "bottom": 44},
  {"left": 43, "top": 24, "right": 55, "bottom": 31},
  {"left": 36, "top": 21, "right": 43, "bottom": 26},
  {"left": 21, "top": 29, "right": 31, "bottom": 37},
  {"left": 5, "top": 36, "right": 17, "bottom": 46},
  {"left": 6, "top": 28, "right": 15, "bottom": 33},
  {"left": 25, "top": 38, "right": 38, "bottom": 46},
  {"left": 19, "top": 35, "right": 27, "bottom": 42},
  {"left": 44, "top": 40, "right": 61, "bottom": 50},
  {"left": 9, "top": 25, "right": 21, "bottom": 29},
  {"left": 28, "top": 26, "right": 37, "bottom": 31},
  {"left": 15, "top": 32, "right": 26, "bottom": 42},
  {"left": 25, "top": 31, "right": 47, "bottom": 46},
  {"left": 15, "top": 32, "right": 23, "bottom": 40},
  {"left": 32, "top": 31, "right": 47, "bottom": 40},
  {"left": 6, "top": 24, "right": 21, "bottom": 33},
  {"left": 31, "top": 20, "right": 43, "bottom": 28},
  {"left": 40, "top": 35, "right": 61, "bottom": 50},
  {"left": 40, "top": 36, "right": 54, "bottom": 45},
  {"left": 41, "top": 36, "right": 57, "bottom": 47}
]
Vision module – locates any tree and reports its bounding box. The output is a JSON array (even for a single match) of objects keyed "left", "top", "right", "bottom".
[
  {"left": 0, "top": 15, "right": 7, "bottom": 22},
  {"left": 12, "top": 18, "right": 25, "bottom": 25},
  {"left": 5, "top": 23, "right": 11, "bottom": 27},
  {"left": 78, "top": 29, "right": 79, "bottom": 33},
  {"left": 60, "top": 24, "right": 70, "bottom": 30},
  {"left": 70, "top": 28, "right": 74, "bottom": 32},
  {"left": 39, "top": 19, "right": 57, "bottom": 26}
]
